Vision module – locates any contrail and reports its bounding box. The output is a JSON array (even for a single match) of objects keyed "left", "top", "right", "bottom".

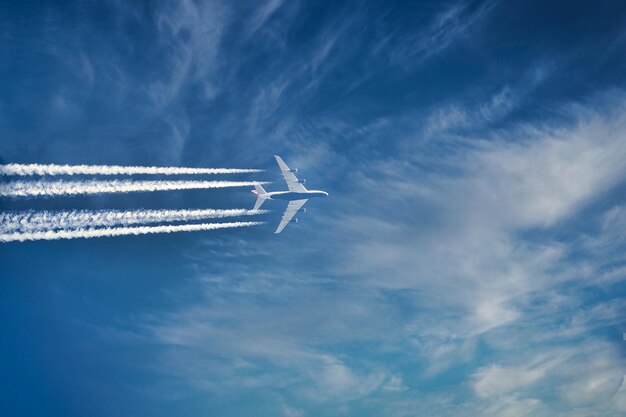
[
  {"left": 0, "top": 163, "right": 263, "bottom": 176},
  {"left": 0, "top": 179, "right": 269, "bottom": 198},
  {"left": 0, "top": 221, "right": 265, "bottom": 242},
  {"left": 0, "top": 209, "right": 269, "bottom": 233}
]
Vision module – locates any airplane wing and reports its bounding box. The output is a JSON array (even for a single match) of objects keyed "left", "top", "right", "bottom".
[
  {"left": 275, "top": 155, "right": 307, "bottom": 192},
  {"left": 275, "top": 199, "right": 307, "bottom": 234}
]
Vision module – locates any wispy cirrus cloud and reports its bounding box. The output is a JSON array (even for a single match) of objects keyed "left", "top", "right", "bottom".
[
  {"left": 331, "top": 91, "right": 626, "bottom": 329},
  {"left": 471, "top": 342, "right": 625, "bottom": 413},
  {"left": 246, "top": 0, "right": 286, "bottom": 36},
  {"left": 314, "top": 89, "right": 626, "bottom": 410},
  {"left": 387, "top": 0, "right": 499, "bottom": 66},
  {"left": 107, "top": 84, "right": 626, "bottom": 415},
  {"left": 421, "top": 62, "right": 554, "bottom": 138},
  {"left": 139, "top": 276, "right": 393, "bottom": 401},
  {"left": 148, "top": 0, "right": 231, "bottom": 109}
]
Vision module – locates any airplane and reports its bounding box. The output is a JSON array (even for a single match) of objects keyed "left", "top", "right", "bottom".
[{"left": 251, "top": 155, "right": 328, "bottom": 234}]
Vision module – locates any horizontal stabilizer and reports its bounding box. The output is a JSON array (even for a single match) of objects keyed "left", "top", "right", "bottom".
[
  {"left": 253, "top": 196, "right": 266, "bottom": 212},
  {"left": 254, "top": 184, "right": 266, "bottom": 195}
]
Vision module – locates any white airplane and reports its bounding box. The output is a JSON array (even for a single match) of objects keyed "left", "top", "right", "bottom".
[{"left": 252, "top": 155, "right": 328, "bottom": 234}]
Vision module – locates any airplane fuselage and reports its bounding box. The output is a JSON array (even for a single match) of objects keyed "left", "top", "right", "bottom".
[{"left": 261, "top": 190, "right": 328, "bottom": 201}]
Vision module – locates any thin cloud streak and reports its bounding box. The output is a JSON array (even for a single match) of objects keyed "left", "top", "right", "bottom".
[
  {"left": 0, "top": 179, "right": 269, "bottom": 198},
  {"left": 0, "top": 221, "right": 265, "bottom": 242},
  {"left": 0, "top": 163, "right": 263, "bottom": 176},
  {"left": 0, "top": 209, "right": 269, "bottom": 233}
]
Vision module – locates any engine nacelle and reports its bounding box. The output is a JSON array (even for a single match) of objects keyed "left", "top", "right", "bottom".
[
  {"left": 297, "top": 179, "right": 306, "bottom": 184},
  {"left": 289, "top": 168, "right": 298, "bottom": 173},
  {"left": 294, "top": 218, "right": 299, "bottom": 224},
  {"left": 297, "top": 208, "right": 307, "bottom": 213}
]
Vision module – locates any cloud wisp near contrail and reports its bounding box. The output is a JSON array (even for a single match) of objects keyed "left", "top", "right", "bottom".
[
  {"left": 0, "top": 209, "right": 269, "bottom": 233},
  {"left": 0, "top": 221, "right": 265, "bottom": 242},
  {"left": 0, "top": 163, "right": 263, "bottom": 176},
  {"left": 0, "top": 179, "right": 270, "bottom": 198}
]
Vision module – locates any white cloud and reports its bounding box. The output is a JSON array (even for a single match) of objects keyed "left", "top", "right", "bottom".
[
  {"left": 558, "top": 352, "right": 624, "bottom": 407},
  {"left": 612, "top": 377, "right": 626, "bottom": 412},
  {"left": 148, "top": 0, "right": 230, "bottom": 109},
  {"left": 466, "top": 108, "right": 626, "bottom": 229},
  {"left": 422, "top": 62, "right": 554, "bottom": 139},
  {"left": 337, "top": 88, "right": 626, "bottom": 299},
  {"left": 138, "top": 266, "right": 393, "bottom": 402},
  {"left": 165, "top": 114, "right": 191, "bottom": 162},
  {"left": 480, "top": 395, "right": 548, "bottom": 417},
  {"left": 473, "top": 362, "right": 554, "bottom": 398},
  {"left": 469, "top": 341, "right": 626, "bottom": 415},
  {"left": 281, "top": 403, "right": 305, "bottom": 417},
  {"left": 247, "top": 0, "right": 286, "bottom": 36},
  {"left": 388, "top": 0, "right": 499, "bottom": 66},
  {"left": 309, "top": 91, "right": 626, "bottom": 394},
  {"left": 309, "top": 355, "right": 386, "bottom": 400}
]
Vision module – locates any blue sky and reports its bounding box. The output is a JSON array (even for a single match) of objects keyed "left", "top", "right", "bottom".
[{"left": 1, "top": 0, "right": 626, "bottom": 416}]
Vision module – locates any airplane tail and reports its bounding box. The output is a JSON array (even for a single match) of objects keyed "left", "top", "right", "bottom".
[
  {"left": 253, "top": 196, "right": 265, "bottom": 211},
  {"left": 252, "top": 184, "right": 267, "bottom": 211}
]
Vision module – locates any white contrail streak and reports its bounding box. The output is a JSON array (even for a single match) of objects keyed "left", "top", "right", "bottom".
[
  {"left": 0, "top": 209, "right": 269, "bottom": 233},
  {"left": 0, "top": 163, "right": 263, "bottom": 176},
  {"left": 0, "top": 179, "right": 269, "bottom": 198},
  {"left": 0, "top": 221, "right": 265, "bottom": 242}
]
